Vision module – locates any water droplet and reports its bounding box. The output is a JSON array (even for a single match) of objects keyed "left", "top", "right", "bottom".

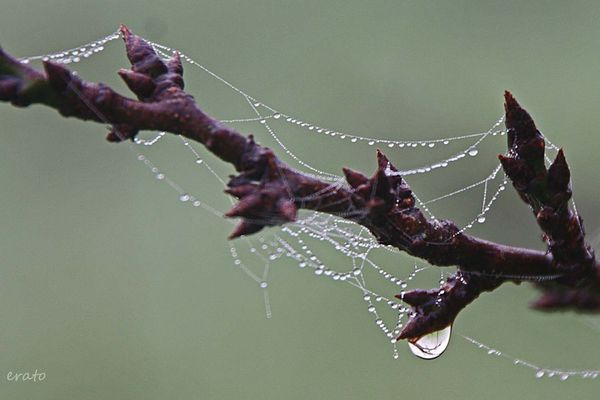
[
  {"left": 273, "top": 113, "right": 281, "bottom": 119},
  {"left": 155, "top": 173, "right": 165, "bottom": 180},
  {"left": 468, "top": 149, "right": 479, "bottom": 157},
  {"left": 477, "top": 216, "right": 486, "bottom": 223},
  {"left": 428, "top": 143, "right": 435, "bottom": 148},
  {"left": 560, "top": 374, "right": 569, "bottom": 381},
  {"left": 260, "top": 281, "right": 268, "bottom": 289},
  {"left": 536, "top": 370, "right": 545, "bottom": 378},
  {"left": 408, "top": 325, "right": 452, "bottom": 360},
  {"left": 195, "top": 159, "right": 203, "bottom": 164},
  {"left": 179, "top": 193, "right": 190, "bottom": 202},
  {"left": 368, "top": 141, "right": 375, "bottom": 146},
  {"left": 368, "top": 305, "right": 376, "bottom": 313}
]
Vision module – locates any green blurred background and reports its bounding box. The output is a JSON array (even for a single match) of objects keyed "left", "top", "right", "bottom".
[{"left": 1, "top": 1, "right": 599, "bottom": 399}]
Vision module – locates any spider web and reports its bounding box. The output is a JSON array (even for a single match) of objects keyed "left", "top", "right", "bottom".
[{"left": 18, "top": 31, "right": 600, "bottom": 381}]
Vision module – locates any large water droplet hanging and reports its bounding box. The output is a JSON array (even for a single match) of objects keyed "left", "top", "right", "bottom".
[{"left": 408, "top": 325, "right": 452, "bottom": 360}]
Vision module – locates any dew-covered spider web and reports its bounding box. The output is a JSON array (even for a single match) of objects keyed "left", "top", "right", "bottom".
[{"left": 18, "top": 30, "right": 600, "bottom": 381}]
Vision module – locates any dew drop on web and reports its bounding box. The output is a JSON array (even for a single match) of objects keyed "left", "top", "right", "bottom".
[{"left": 408, "top": 325, "right": 452, "bottom": 360}]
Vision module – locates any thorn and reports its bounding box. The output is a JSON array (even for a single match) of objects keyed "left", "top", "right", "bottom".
[
  {"left": 166, "top": 52, "right": 184, "bottom": 89},
  {"left": 397, "top": 289, "right": 434, "bottom": 307},
  {"left": 118, "top": 68, "right": 155, "bottom": 98},
  {"left": 342, "top": 167, "right": 368, "bottom": 188},
  {"left": 503, "top": 91, "right": 539, "bottom": 147},
  {"left": 376, "top": 149, "right": 399, "bottom": 172},
  {"left": 503, "top": 90, "right": 518, "bottom": 110},
  {"left": 498, "top": 154, "right": 531, "bottom": 190},
  {"left": 398, "top": 318, "right": 424, "bottom": 340},
  {"left": 497, "top": 154, "right": 515, "bottom": 176},
  {"left": 548, "top": 148, "right": 570, "bottom": 191},
  {"left": 120, "top": 27, "right": 167, "bottom": 78},
  {"left": 228, "top": 220, "right": 264, "bottom": 239},
  {"left": 225, "top": 194, "right": 262, "bottom": 218},
  {"left": 43, "top": 61, "right": 74, "bottom": 92},
  {"left": 224, "top": 184, "right": 257, "bottom": 199},
  {"left": 119, "top": 24, "right": 132, "bottom": 39},
  {"left": 376, "top": 149, "right": 389, "bottom": 169},
  {"left": 167, "top": 52, "right": 183, "bottom": 76},
  {"left": 398, "top": 312, "right": 453, "bottom": 341}
]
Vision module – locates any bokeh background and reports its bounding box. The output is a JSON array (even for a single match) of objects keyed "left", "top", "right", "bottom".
[{"left": 1, "top": 1, "right": 599, "bottom": 399}]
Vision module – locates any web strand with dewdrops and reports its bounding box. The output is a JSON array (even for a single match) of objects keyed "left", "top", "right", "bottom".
[{"left": 17, "top": 30, "right": 598, "bottom": 380}]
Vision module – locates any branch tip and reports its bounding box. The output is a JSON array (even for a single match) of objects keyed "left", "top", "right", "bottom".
[
  {"left": 342, "top": 167, "right": 368, "bottom": 188},
  {"left": 119, "top": 24, "right": 132, "bottom": 38}
]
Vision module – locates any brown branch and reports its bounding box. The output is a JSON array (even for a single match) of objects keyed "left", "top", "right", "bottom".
[{"left": 1, "top": 26, "right": 598, "bottom": 342}]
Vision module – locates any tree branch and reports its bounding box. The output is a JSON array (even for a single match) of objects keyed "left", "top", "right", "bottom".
[{"left": 1, "top": 26, "right": 598, "bottom": 342}]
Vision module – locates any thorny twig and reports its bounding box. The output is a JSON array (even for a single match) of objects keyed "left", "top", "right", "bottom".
[{"left": 1, "top": 26, "right": 598, "bottom": 341}]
